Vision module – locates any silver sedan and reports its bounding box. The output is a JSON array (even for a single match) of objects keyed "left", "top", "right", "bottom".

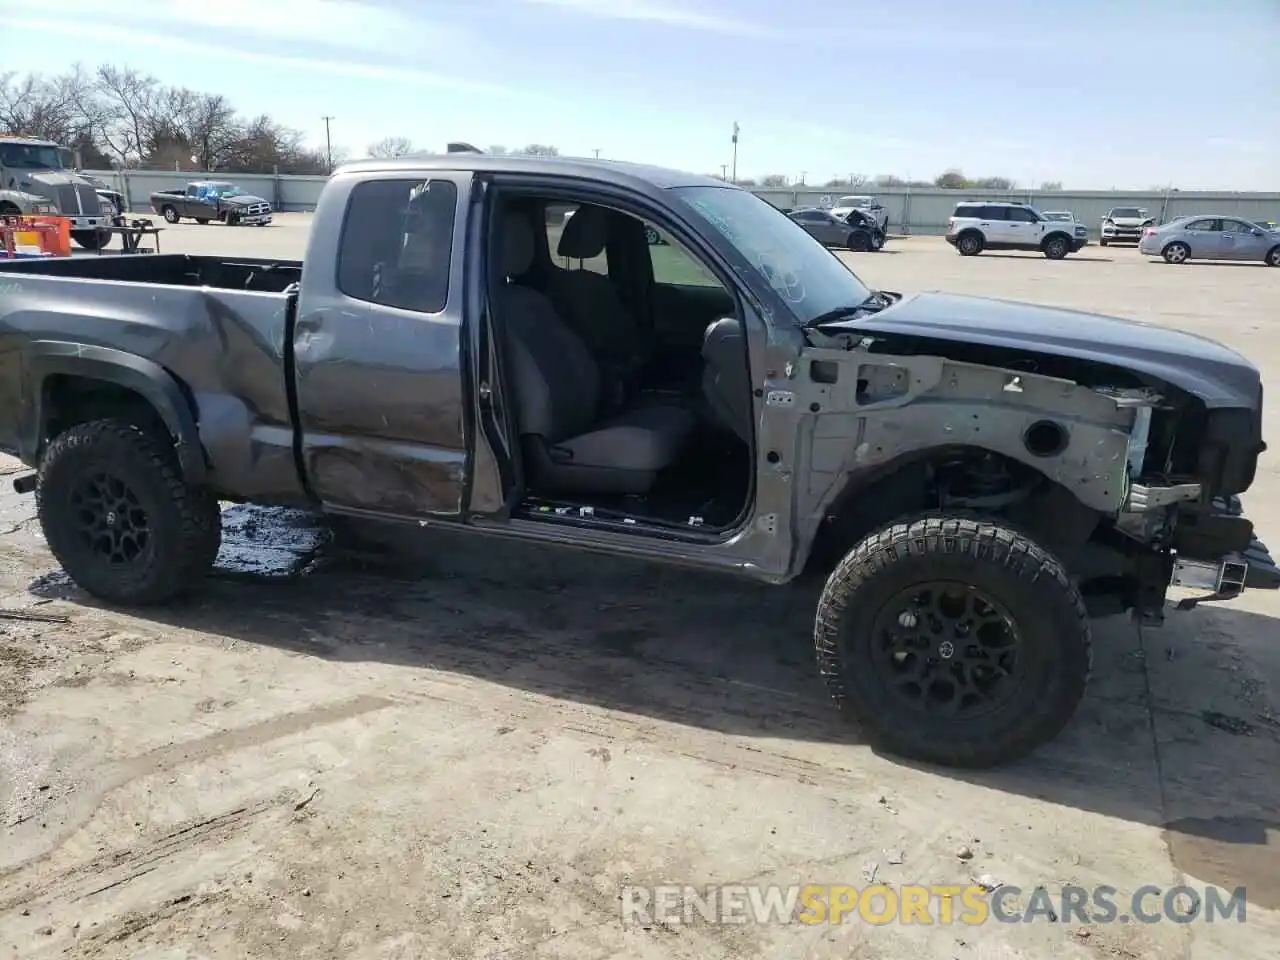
[{"left": 1138, "top": 215, "right": 1280, "bottom": 266}]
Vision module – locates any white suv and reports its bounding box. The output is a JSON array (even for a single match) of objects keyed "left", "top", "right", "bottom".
[{"left": 945, "top": 201, "right": 1088, "bottom": 259}]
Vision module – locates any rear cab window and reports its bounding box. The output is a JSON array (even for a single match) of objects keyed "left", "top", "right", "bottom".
[{"left": 336, "top": 178, "right": 458, "bottom": 314}]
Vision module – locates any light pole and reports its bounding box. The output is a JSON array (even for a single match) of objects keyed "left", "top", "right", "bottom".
[
  {"left": 593, "top": 148, "right": 601, "bottom": 159},
  {"left": 720, "top": 164, "right": 728, "bottom": 180},
  {"left": 731, "top": 121, "right": 739, "bottom": 182},
  {"left": 321, "top": 115, "right": 334, "bottom": 174}
]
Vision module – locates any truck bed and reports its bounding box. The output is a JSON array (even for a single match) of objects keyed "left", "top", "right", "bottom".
[
  {"left": 0, "top": 252, "right": 308, "bottom": 506},
  {"left": 0, "top": 254, "right": 302, "bottom": 293}
]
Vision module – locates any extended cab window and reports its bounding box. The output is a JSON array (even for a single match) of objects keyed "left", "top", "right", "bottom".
[
  {"left": 549, "top": 204, "right": 608, "bottom": 275},
  {"left": 337, "top": 178, "right": 457, "bottom": 314}
]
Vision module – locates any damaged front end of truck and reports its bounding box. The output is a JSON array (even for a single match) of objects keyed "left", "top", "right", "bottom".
[{"left": 796, "top": 292, "right": 1280, "bottom": 624}]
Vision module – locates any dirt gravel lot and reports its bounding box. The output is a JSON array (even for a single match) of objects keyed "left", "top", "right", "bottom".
[{"left": 1, "top": 216, "right": 1278, "bottom": 959}]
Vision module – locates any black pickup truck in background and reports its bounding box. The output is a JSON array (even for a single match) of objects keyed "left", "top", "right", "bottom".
[
  {"left": 0, "top": 154, "right": 1276, "bottom": 770},
  {"left": 148, "top": 180, "right": 273, "bottom": 225}
]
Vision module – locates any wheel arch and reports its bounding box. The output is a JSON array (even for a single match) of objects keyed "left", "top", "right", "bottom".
[
  {"left": 1041, "top": 230, "right": 1073, "bottom": 249},
  {"left": 21, "top": 342, "right": 207, "bottom": 484},
  {"left": 800, "top": 442, "right": 1103, "bottom": 578}
]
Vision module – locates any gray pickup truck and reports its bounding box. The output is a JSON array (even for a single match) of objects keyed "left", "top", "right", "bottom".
[
  {"left": 149, "top": 180, "right": 273, "bottom": 225},
  {"left": 0, "top": 154, "right": 1275, "bottom": 768}
]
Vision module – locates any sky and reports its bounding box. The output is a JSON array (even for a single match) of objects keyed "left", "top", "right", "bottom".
[{"left": 5, "top": 0, "right": 1278, "bottom": 189}]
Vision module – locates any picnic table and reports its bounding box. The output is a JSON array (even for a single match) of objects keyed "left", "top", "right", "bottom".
[{"left": 93, "top": 218, "right": 165, "bottom": 255}]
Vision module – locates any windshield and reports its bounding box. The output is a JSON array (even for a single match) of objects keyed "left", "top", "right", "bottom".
[
  {"left": 837, "top": 196, "right": 870, "bottom": 207},
  {"left": 209, "top": 184, "right": 243, "bottom": 197},
  {"left": 1110, "top": 207, "right": 1143, "bottom": 218},
  {"left": 1042, "top": 212, "right": 1070, "bottom": 221},
  {"left": 674, "top": 185, "right": 872, "bottom": 325},
  {"left": 0, "top": 142, "right": 63, "bottom": 170}
]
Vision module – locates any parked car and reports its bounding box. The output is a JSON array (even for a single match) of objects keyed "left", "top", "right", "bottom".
[
  {"left": 946, "top": 201, "right": 1088, "bottom": 258},
  {"left": 149, "top": 181, "right": 273, "bottom": 225},
  {"left": 1099, "top": 207, "right": 1154, "bottom": 246},
  {"left": 1138, "top": 216, "right": 1280, "bottom": 266},
  {"left": 0, "top": 135, "right": 114, "bottom": 249},
  {"left": 1, "top": 155, "right": 1276, "bottom": 771},
  {"left": 787, "top": 206, "right": 882, "bottom": 251},
  {"left": 829, "top": 195, "right": 889, "bottom": 231}
]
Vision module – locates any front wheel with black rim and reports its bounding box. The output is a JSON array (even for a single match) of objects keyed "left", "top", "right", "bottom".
[
  {"left": 1266, "top": 245, "right": 1280, "bottom": 267},
  {"left": 1163, "top": 241, "right": 1190, "bottom": 264},
  {"left": 36, "top": 419, "right": 222, "bottom": 606},
  {"left": 813, "top": 515, "right": 1091, "bottom": 768},
  {"left": 846, "top": 231, "right": 870, "bottom": 252}
]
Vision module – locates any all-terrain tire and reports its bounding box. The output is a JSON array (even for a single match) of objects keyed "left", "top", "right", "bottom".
[
  {"left": 36, "top": 419, "right": 222, "bottom": 606},
  {"left": 813, "top": 514, "right": 1091, "bottom": 768}
]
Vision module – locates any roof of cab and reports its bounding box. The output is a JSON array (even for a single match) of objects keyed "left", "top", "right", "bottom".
[
  {"left": 332, "top": 154, "right": 737, "bottom": 193},
  {"left": 0, "top": 136, "right": 60, "bottom": 147}
]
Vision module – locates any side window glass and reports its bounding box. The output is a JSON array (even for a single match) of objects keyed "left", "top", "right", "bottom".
[
  {"left": 954, "top": 205, "right": 979, "bottom": 218},
  {"left": 1009, "top": 207, "right": 1036, "bottom": 222},
  {"left": 1186, "top": 219, "right": 1217, "bottom": 232},
  {"left": 337, "top": 178, "right": 457, "bottom": 314},
  {"left": 644, "top": 223, "right": 723, "bottom": 288},
  {"left": 547, "top": 203, "right": 609, "bottom": 275},
  {"left": 1223, "top": 220, "right": 1250, "bottom": 233},
  {"left": 979, "top": 206, "right": 1008, "bottom": 220}
]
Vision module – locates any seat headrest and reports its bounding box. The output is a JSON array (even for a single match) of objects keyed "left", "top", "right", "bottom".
[
  {"left": 502, "top": 210, "right": 535, "bottom": 275},
  {"left": 558, "top": 204, "right": 609, "bottom": 259}
]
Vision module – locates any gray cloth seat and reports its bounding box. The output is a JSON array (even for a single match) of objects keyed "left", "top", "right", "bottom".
[
  {"left": 701, "top": 317, "right": 753, "bottom": 445},
  {"left": 498, "top": 209, "right": 695, "bottom": 496},
  {"left": 548, "top": 204, "right": 649, "bottom": 378}
]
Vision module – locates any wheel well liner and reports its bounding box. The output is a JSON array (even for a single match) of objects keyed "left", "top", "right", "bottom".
[
  {"left": 21, "top": 341, "right": 207, "bottom": 483},
  {"left": 803, "top": 443, "right": 1099, "bottom": 573}
]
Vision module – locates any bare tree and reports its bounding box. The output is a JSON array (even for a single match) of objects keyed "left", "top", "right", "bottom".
[
  {"left": 823, "top": 175, "right": 868, "bottom": 189},
  {"left": 0, "top": 68, "right": 97, "bottom": 144},
  {"left": 367, "top": 136, "right": 415, "bottom": 159},
  {"left": 486, "top": 144, "right": 509, "bottom": 155},
  {"left": 517, "top": 144, "right": 559, "bottom": 157},
  {"left": 759, "top": 173, "right": 788, "bottom": 187},
  {"left": 1039, "top": 181, "right": 1064, "bottom": 191}
]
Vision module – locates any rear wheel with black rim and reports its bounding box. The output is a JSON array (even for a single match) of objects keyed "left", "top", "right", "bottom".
[
  {"left": 1266, "top": 245, "right": 1280, "bottom": 267},
  {"left": 161, "top": 205, "right": 180, "bottom": 224},
  {"left": 956, "top": 231, "right": 983, "bottom": 256},
  {"left": 36, "top": 419, "right": 222, "bottom": 606},
  {"left": 813, "top": 515, "right": 1091, "bottom": 768}
]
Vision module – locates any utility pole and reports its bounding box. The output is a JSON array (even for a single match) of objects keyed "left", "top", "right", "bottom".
[
  {"left": 731, "top": 121, "right": 739, "bottom": 182},
  {"left": 592, "top": 148, "right": 601, "bottom": 159},
  {"left": 720, "top": 164, "right": 728, "bottom": 180},
  {"left": 321, "top": 116, "right": 334, "bottom": 174}
]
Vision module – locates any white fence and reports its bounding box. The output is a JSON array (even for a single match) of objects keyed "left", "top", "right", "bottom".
[{"left": 89, "top": 169, "right": 1280, "bottom": 238}]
